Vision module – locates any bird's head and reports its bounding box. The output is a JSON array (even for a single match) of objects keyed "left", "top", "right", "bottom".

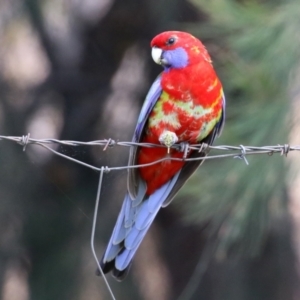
[{"left": 150, "top": 31, "right": 212, "bottom": 69}]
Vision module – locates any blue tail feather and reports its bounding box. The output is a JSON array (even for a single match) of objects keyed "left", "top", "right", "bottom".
[{"left": 100, "top": 170, "right": 181, "bottom": 276}]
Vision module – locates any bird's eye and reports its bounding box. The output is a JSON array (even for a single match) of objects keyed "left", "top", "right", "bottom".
[{"left": 167, "top": 37, "right": 176, "bottom": 45}]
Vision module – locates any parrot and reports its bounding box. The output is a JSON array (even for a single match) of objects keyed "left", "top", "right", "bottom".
[{"left": 98, "top": 31, "right": 225, "bottom": 280}]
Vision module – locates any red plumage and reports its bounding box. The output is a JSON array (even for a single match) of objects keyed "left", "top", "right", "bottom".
[{"left": 138, "top": 31, "right": 223, "bottom": 195}]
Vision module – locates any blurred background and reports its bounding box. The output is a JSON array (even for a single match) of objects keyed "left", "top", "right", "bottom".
[{"left": 0, "top": 0, "right": 300, "bottom": 299}]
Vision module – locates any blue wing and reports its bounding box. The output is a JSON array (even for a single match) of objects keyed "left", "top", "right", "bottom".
[
  {"left": 134, "top": 74, "right": 162, "bottom": 142},
  {"left": 127, "top": 74, "right": 162, "bottom": 199},
  {"left": 99, "top": 74, "right": 166, "bottom": 280}
]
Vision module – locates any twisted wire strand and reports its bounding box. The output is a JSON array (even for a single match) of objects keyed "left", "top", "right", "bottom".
[{"left": 0, "top": 134, "right": 296, "bottom": 172}]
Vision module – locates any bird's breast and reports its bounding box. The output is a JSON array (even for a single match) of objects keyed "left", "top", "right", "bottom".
[
  {"left": 144, "top": 62, "right": 223, "bottom": 143},
  {"left": 146, "top": 89, "right": 222, "bottom": 143},
  {"left": 137, "top": 56, "right": 224, "bottom": 194}
]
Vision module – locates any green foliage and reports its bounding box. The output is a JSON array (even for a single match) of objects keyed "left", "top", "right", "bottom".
[{"left": 177, "top": 0, "right": 300, "bottom": 256}]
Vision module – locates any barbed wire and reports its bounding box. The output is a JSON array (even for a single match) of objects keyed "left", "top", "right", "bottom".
[
  {"left": 0, "top": 134, "right": 297, "bottom": 172},
  {"left": 1, "top": 133, "right": 299, "bottom": 300}
]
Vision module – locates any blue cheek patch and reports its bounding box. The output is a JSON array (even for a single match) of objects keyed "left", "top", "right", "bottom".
[{"left": 163, "top": 47, "right": 189, "bottom": 69}]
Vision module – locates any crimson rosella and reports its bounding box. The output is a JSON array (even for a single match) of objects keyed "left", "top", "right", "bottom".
[{"left": 99, "top": 31, "right": 225, "bottom": 280}]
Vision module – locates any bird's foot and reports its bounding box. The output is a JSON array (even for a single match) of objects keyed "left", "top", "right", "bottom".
[
  {"left": 179, "top": 142, "right": 190, "bottom": 159},
  {"left": 159, "top": 131, "right": 178, "bottom": 154}
]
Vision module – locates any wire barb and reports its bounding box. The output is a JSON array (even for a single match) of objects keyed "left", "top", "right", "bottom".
[
  {"left": 198, "top": 142, "right": 209, "bottom": 154},
  {"left": 20, "top": 133, "right": 30, "bottom": 151},
  {"left": 280, "top": 144, "right": 290, "bottom": 157},
  {"left": 103, "top": 138, "right": 115, "bottom": 151},
  {"left": 103, "top": 166, "right": 110, "bottom": 173},
  {"left": 233, "top": 145, "right": 249, "bottom": 165}
]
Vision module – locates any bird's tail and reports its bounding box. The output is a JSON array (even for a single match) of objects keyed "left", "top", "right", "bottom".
[{"left": 98, "top": 172, "right": 180, "bottom": 280}]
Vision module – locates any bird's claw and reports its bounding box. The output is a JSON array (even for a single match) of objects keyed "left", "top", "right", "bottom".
[{"left": 179, "top": 142, "right": 190, "bottom": 159}]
